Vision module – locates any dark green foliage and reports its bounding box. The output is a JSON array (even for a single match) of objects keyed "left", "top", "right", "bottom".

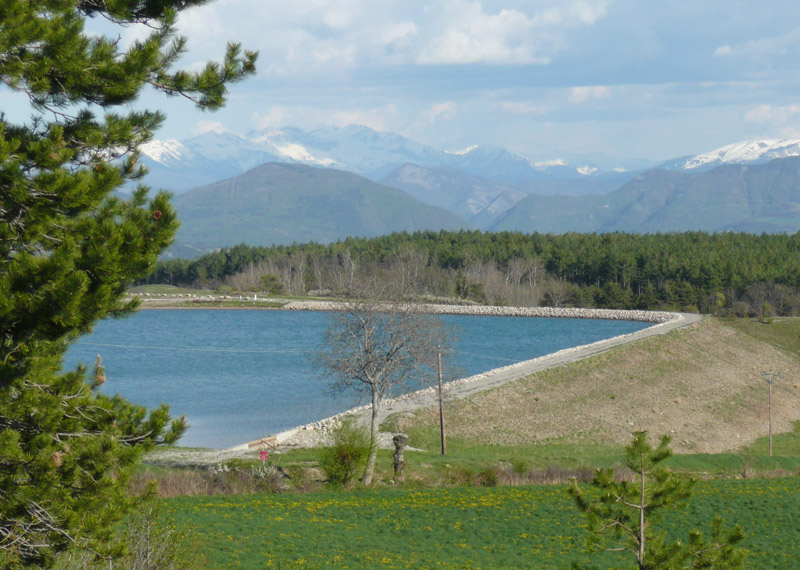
[
  {"left": 145, "top": 230, "right": 800, "bottom": 315},
  {"left": 259, "top": 274, "right": 283, "bottom": 295},
  {"left": 0, "top": 1, "right": 255, "bottom": 566},
  {"left": 570, "top": 432, "right": 745, "bottom": 569},
  {"left": 316, "top": 418, "right": 372, "bottom": 486}
]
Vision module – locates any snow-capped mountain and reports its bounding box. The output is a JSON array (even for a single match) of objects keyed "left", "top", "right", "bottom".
[
  {"left": 247, "top": 125, "right": 448, "bottom": 179},
  {"left": 442, "top": 144, "right": 545, "bottom": 184},
  {"left": 137, "top": 125, "right": 629, "bottom": 194},
  {"left": 139, "top": 131, "right": 283, "bottom": 192},
  {"left": 662, "top": 139, "right": 800, "bottom": 172}
]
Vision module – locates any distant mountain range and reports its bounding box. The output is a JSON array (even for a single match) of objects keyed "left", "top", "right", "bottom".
[
  {"left": 171, "top": 163, "right": 469, "bottom": 250},
  {"left": 379, "top": 164, "right": 526, "bottom": 224},
  {"left": 140, "top": 126, "right": 800, "bottom": 254},
  {"left": 493, "top": 156, "right": 800, "bottom": 234},
  {"left": 658, "top": 139, "right": 800, "bottom": 172},
  {"left": 140, "top": 125, "right": 634, "bottom": 192}
]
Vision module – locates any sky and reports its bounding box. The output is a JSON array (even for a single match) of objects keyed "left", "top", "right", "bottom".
[{"left": 8, "top": 1, "right": 800, "bottom": 165}]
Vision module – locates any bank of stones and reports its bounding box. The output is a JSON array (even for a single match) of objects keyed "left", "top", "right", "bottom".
[
  {"left": 271, "top": 303, "right": 685, "bottom": 449},
  {"left": 283, "top": 300, "right": 678, "bottom": 324}
]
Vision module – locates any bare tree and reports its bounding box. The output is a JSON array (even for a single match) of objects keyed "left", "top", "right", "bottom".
[
  {"left": 542, "top": 277, "right": 569, "bottom": 307},
  {"left": 316, "top": 301, "right": 443, "bottom": 485},
  {"left": 333, "top": 249, "right": 360, "bottom": 294},
  {"left": 307, "top": 252, "right": 328, "bottom": 292}
]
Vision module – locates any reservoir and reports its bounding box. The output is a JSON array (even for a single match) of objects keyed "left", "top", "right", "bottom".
[{"left": 63, "top": 309, "right": 650, "bottom": 448}]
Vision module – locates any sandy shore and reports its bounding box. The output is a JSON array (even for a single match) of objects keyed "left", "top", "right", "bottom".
[{"left": 246, "top": 305, "right": 702, "bottom": 450}]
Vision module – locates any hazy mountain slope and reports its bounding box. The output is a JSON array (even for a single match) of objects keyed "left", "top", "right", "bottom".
[
  {"left": 380, "top": 163, "right": 525, "bottom": 227},
  {"left": 515, "top": 170, "right": 639, "bottom": 196},
  {"left": 490, "top": 193, "right": 606, "bottom": 233},
  {"left": 171, "top": 163, "right": 471, "bottom": 249},
  {"left": 441, "top": 144, "right": 544, "bottom": 184},
  {"left": 469, "top": 190, "right": 528, "bottom": 229},
  {"left": 492, "top": 157, "right": 800, "bottom": 234}
]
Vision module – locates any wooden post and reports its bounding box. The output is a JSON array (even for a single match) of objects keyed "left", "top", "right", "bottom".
[
  {"left": 761, "top": 371, "right": 779, "bottom": 457},
  {"left": 438, "top": 348, "right": 446, "bottom": 456},
  {"left": 768, "top": 380, "right": 773, "bottom": 457},
  {"left": 392, "top": 434, "right": 408, "bottom": 481}
]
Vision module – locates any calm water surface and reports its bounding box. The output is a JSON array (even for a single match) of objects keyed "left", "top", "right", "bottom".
[{"left": 63, "top": 309, "right": 649, "bottom": 448}]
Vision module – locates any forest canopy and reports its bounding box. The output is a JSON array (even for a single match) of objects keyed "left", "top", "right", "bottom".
[{"left": 139, "top": 230, "right": 800, "bottom": 316}]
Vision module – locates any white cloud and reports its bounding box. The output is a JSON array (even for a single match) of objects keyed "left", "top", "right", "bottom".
[
  {"left": 417, "top": 1, "right": 608, "bottom": 65},
  {"left": 778, "top": 126, "right": 800, "bottom": 139},
  {"left": 418, "top": 5, "right": 544, "bottom": 65},
  {"left": 250, "top": 104, "right": 401, "bottom": 133},
  {"left": 569, "top": 85, "right": 611, "bottom": 103},
  {"left": 381, "top": 21, "right": 419, "bottom": 46},
  {"left": 499, "top": 101, "right": 547, "bottom": 115},
  {"left": 310, "top": 45, "right": 356, "bottom": 66},
  {"left": 192, "top": 121, "right": 228, "bottom": 135},
  {"left": 713, "top": 44, "right": 733, "bottom": 57},
  {"left": 741, "top": 104, "right": 800, "bottom": 141},
  {"left": 168, "top": 0, "right": 609, "bottom": 74},
  {"left": 251, "top": 107, "right": 293, "bottom": 129},
  {"left": 710, "top": 27, "right": 800, "bottom": 61},
  {"left": 328, "top": 105, "right": 400, "bottom": 132},
  {"left": 743, "top": 104, "right": 800, "bottom": 124},
  {"left": 421, "top": 102, "right": 458, "bottom": 124},
  {"left": 323, "top": 5, "right": 355, "bottom": 30}
]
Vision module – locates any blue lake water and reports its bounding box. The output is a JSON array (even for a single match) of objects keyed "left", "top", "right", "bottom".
[{"left": 63, "top": 309, "right": 650, "bottom": 448}]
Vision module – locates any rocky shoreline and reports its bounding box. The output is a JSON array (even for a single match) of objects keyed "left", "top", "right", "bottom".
[
  {"left": 283, "top": 300, "right": 678, "bottom": 323},
  {"left": 144, "top": 303, "right": 699, "bottom": 463},
  {"left": 241, "top": 304, "right": 692, "bottom": 451}
]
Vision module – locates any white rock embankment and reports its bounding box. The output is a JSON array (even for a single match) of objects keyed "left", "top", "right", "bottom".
[
  {"left": 267, "top": 303, "right": 699, "bottom": 449},
  {"left": 282, "top": 301, "right": 677, "bottom": 323}
]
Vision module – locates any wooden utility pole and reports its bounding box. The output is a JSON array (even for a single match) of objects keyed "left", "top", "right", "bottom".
[
  {"left": 438, "top": 347, "right": 446, "bottom": 455},
  {"left": 761, "top": 371, "right": 780, "bottom": 457}
]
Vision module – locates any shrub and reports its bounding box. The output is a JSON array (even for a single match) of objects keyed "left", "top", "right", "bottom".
[
  {"left": 51, "top": 500, "right": 198, "bottom": 569},
  {"left": 316, "top": 419, "right": 372, "bottom": 486},
  {"left": 259, "top": 274, "right": 284, "bottom": 294},
  {"left": 476, "top": 466, "right": 500, "bottom": 487},
  {"left": 510, "top": 458, "right": 530, "bottom": 475}
]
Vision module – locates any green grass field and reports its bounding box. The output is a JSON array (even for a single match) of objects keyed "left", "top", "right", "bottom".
[
  {"left": 169, "top": 477, "right": 800, "bottom": 569},
  {"left": 723, "top": 317, "right": 800, "bottom": 359},
  {"left": 367, "top": 420, "right": 800, "bottom": 481},
  {"left": 150, "top": 316, "right": 800, "bottom": 568}
]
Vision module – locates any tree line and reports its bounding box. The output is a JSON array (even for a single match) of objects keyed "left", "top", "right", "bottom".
[{"left": 141, "top": 230, "right": 800, "bottom": 315}]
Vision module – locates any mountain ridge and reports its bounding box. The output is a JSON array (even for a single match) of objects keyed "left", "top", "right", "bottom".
[
  {"left": 493, "top": 157, "right": 800, "bottom": 234},
  {"left": 170, "top": 162, "right": 471, "bottom": 251}
]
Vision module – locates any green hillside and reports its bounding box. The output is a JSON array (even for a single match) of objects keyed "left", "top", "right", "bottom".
[
  {"left": 494, "top": 157, "right": 800, "bottom": 233},
  {"left": 172, "top": 163, "right": 471, "bottom": 249}
]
